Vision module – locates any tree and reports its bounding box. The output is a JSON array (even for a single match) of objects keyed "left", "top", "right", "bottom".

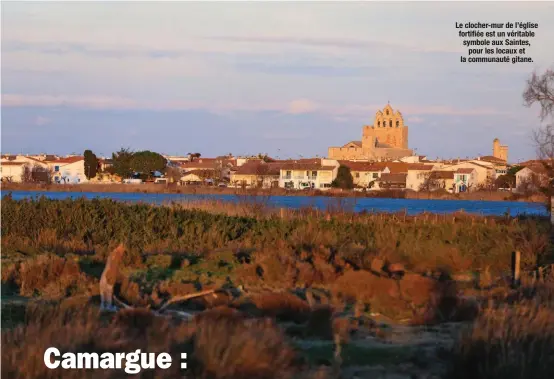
[
  {"left": 331, "top": 165, "right": 354, "bottom": 189},
  {"left": 524, "top": 68, "right": 554, "bottom": 205},
  {"left": 164, "top": 166, "right": 183, "bottom": 183},
  {"left": 22, "top": 164, "right": 52, "bottom": 184},
  {"left": 83, "top": 150, "right": 99, "bottom": 180},
  {"left": 109, "top": 148, "right": 134, "bottom": 178},
  {"left": 495, "top": 165, "right": 523, "bottom": 190},
  {"left": 495, "top": 174, "right": 515, "bottom": 190},
  {"left": 129, "top": 151, "right": 167, "bottom": 178},
  {"left": 419, "top": 172, "right": 441, "bottom": 192}
]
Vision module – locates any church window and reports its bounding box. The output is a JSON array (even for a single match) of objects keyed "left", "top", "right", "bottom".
[
  {"left": 383, "top": 121, "right": 387, "bottom": 127},
  {"left": 390, "top": 119, "right": 393, "bottom": 127},
  {"left": 378, "top": 121, "right": 381, "bottom": 128},
  {"left": 386, "top": 110, "right": 389, "bottom": 116},
  {"left": 396, "top": 120, "right": 399, "bottom": 127}
]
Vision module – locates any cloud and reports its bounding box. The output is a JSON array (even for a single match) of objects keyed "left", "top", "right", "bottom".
[
  {"left": 2, "top": 93, "right": 508, "bottom": 119},
  {"left": 205, "top": 35, "right": 462, "bottom": 54},
  {"left": 407, "top": 116, "right": 424, "bottom": 124},
  {"left": 33, "top": 116, "right": 50, "bottom": 126},
  {"left": 286, "top": 99, "right": 320, "bottom": 115}
]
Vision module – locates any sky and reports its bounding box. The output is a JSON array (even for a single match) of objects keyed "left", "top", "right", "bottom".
[{"left": 1, "top": 1, "right": 554, "bottom": 163}]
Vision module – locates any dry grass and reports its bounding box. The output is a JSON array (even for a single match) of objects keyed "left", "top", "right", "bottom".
[
  {"left": 447, "top": 297, "right": 554, "bottom": 379},
  {"left": 241, "top": 292, "right": 312, "bottom": 323},
  {"left": 2, "top": 254, "right": 97, "bottom": 299},
  {"left": 1, "top": 305, "right": 300, "bottom": 379}
]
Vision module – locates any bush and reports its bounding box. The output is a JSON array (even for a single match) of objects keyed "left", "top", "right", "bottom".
[{"left": 446, "top": 301, "right": 554, "bottom": 379}]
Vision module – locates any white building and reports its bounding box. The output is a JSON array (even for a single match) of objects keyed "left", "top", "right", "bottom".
[
  {"left": 441, "top": 161, "right": 494, "bottom": 188},
  {"left": 45, "top": 156, "right": 88, "bottom": 184},
  {"left": 0, "top": 155, "right": 50, "bottom": 182},
  {"left": 453, "top": 168, "right": 477, "bottom": 193},
  {"left": 515, "top": 165, "right": 549, "bottom": 193},
  {"left": 0, "top": 162, "right": 26, "bottom": 182},
  {"left": 279, "top": 159, "right": 340, "bottom": 190}
]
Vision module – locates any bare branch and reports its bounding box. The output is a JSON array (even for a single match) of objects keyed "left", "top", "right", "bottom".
[
  {"left": 523, "top": 69, "right": 554, "bottom": 122},
  {"left": 157, "top": 289, "right": 217, "bottom": 313}
]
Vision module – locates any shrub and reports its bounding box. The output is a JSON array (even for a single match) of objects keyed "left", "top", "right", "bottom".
[{"left": 446, "top": 301, "right": 554, "bottom": 379}]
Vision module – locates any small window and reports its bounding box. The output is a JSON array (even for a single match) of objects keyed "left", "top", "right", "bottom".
[
  {"left": 312, "top": 171, "right": 317, "bottom": 177},
  {"left": 378, "top": 121, "right": 381, "bottom": 128},
  {"left": 373, "top": 173, "right": 379, "bottom": 178},
  {"left": 386, "top": 110, "right": 389, "bottom": 116},
  {"left": 383, "top": 121, "right": 387, "bottom": 127},
  {"left": 54, "top": 166, "right": 60, "bottom": 172},
  {"left": 390, "top": 119, "right": 393, "bottom": 127},
  {"left": 396, "top": 120, "right": 399, "bottom": 127},
  {"left": 355, "top": 173, "right": 360, "bottom": 178}
]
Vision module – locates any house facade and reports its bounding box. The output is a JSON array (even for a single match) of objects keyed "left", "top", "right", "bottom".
[
  {"left": 515, "top": 165, "right": 549, "bottom": 193},
  {"left": 404, "top": 164, "right": 435, "bottom": 191},
  {"left": 453, "top": 168, "right": 476, "bottom": 193},
  {"left": 279, "top": 159, "right": 339, "bottom": 190},
  {"left": 442, "top": 161, "right": 493, "bottom": 188},
  {"left": 0, "top": 162, "right": 26, "bottom": 182},
  {"left": 45, "top": 156, "right": 87, "bottom": 184},
  {"left": 229, "top": 161, "right": 280, "bottom": 188},
  {"left": 1, "top": 155, "right": 50, "bottom": 182}
]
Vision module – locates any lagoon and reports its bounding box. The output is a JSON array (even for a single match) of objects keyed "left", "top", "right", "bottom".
[{"left": 1, "top": 190, "right": 548, "bottom": 217}]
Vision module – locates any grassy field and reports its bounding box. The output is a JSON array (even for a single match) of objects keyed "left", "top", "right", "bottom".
[{"left": 2, "top": 196, "right": 554, "bottom": 379}]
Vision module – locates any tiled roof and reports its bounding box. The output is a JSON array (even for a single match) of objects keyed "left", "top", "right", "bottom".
[
  {"left": 280, "top": 163, "right": 335, "bottom": 171},
  {"left": 177, "top": 161, "right": 218, "bottom": 170},
  {"left": 1, "top": 162, "right": 26, "bottom": 166},
  {"left": 234, "top": 161, "right": 281, "bottom": 176},
  {"left": 46, "top": 156, "right": 84, "bottom": 164},
  {"left": 525, "top": 164, "right": 549, "bottom": 175},
  {"left": 379, "top": 173, "right": 407, "bottom": 183},
  {"left": 338, "top": 161, "right": 383, "bottom": 171},
  {"left": 430, "top": 171, "right": 454, "bottom": 179},
  {"left": 479, "top": 155, "right": 506, "bottom": 163},
  {"left": 406, "top": 164, "right": 434, "bottom": 171},
  {"left": 456, "top": 168, "right": 475, "bottom": 174}
]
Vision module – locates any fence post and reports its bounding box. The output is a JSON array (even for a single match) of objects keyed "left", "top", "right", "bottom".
[
  {"left": 511, "top": 251, "right": 521, "bottom": 288},
  {"left": 280, "top": 208, "right": 285, "bottom": 219}
]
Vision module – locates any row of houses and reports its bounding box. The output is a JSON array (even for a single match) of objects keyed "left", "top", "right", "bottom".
[
  {"left": 1, "top": 152, "right": 544, "bottom": 194},
  {"left": 174, "top": 155, "right": 508, "bottom": 193},
  {"left": 0, "top": 154, "right": 115, "bottom": 184}
]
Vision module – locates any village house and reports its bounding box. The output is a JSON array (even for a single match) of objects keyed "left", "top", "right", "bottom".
[
  {"left": 44, "top": 156, "right": 87, "bottom": 184},
  {"left": 1, "top": 155, "right": 50, "bottom": 182},
  {"left": 441, "top": 160, "right": 494, "bottom": 188},
  {"left": 179, "top": 169, "right": 216, "bottom": 185},
  {"left": 426, "top": 171, "right": 455, "bottom": 192},
  {"left": 453, "top": 168, "right": 477, "bottom": 193},
  {"left": 377, "top": 173, "right": 408, "bottom": 190},
  {"left": 229, "top": 160, "right": 281, "bottom": 188},
  {"left": 338, "top": 161, "right": 383, "bottom": 188},
  {"left": 404, "top": 164, "right": 436, "bottom": 191},
  {"left": 515, "top": 164, "right": 549, "bottom": 193},
  {"left": 177, "top": 158, "right": 236, "bottom": 182},
  {"left": 279, "top": 159, "right": 339, "bottom": 190},
  {"left": 0, "top": 162, "right": 26, "bottom": 182}
]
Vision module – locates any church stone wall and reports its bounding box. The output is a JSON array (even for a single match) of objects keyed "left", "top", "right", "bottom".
[{"left": 328, "top": 104, "right": 413, "bottom": 161}]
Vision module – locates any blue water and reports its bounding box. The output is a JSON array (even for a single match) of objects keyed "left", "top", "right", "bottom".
[{"left": 1, "top": 190, "right": 548, "bottom": 217}]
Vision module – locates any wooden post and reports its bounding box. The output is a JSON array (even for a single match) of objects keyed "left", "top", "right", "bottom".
[
  {"left": 511, "top": 251, "right": 521, "bottom": 288},
  {"left": 280, "top": 208, "right": 285, "bottom": 219}
]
